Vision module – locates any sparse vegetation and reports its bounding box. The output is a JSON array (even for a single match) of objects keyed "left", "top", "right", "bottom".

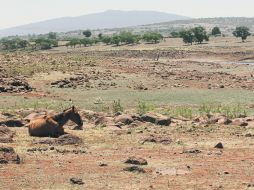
[
  {"left": 199, "top": 103, "right": 247, "bottom": 118},
  {"left": 180, "top": 26, "right": 209, "bottom": 45},
  {"left": 142, "top": 32, "right": 163, "bottom": 43},
  {"left": 83, "top": 30, "right": 92, "bottom": 38},
  {"left": 112, "top": 99, "right": 124, "bottom": 114},
  {"left": 211, "top": 26, "right": 221, "bottom": 36},
  {"left": 233, "top": 26, "right": 251, "bottom": 42}
]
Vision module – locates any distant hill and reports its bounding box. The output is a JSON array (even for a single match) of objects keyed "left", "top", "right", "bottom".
[
  {"left": 121, "top": 17, "right": 254, "bottom": 35},
  {"left": 0, "top": 10, "right": 189, "bottom": 37}
]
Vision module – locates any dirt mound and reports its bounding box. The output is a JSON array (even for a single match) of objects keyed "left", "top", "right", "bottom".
[
  {"left": 0, "top": 126, "right": 15, "bottom": 143},
  {"left": 0, "top": 146, "right": 20, "bottom": 164},
  {"left": 0, "top": 77, "right": 33, "bottom": 93},
  {"left": 36, "top": 134, "right": 83, "bottom": 146}
]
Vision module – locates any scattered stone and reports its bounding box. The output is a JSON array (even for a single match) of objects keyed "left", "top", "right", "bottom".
[
  {"left": 0, "top": 126, "right": 15, "bottom": 143},
  {"left": 157, "top": 118, "right": 171, "bottom": 126},
  {"left": 98, "top": 162, "right": 108, "bottom": 167},
  {"left": 36, "top": 134, "right": 82, "bottom": 146},
  {"left": 95, "top": 116, "right": 114, "bottom": 126},
  {"left": 141, "top": 135, "right": 172, "bottom": 145},
  {"left": 123, "top": 166, "right": 145, "bottom": 173},
  {"left": 114, "top": 114, "right": 134, "bottom": 125},
  {"left": 154, "top": 167, "right": 191, "bottom": 176},
  {"left": 70, "top": 177, "right": 84, "bottom": 185},
  {"left": 217, "top": 117, "right": 232, "bottom": 125},
  {"left": 0, "top": 146, "right": 20, "bottom": 164},
  {"left": 124, "top": 157, "right": 148, "bottom": 165},
  {"left": 183, "top": 149, "right": 202, "bottom": 154},
  {"left": 141, "top": 112, "right": 171, "bottom": 126},
  {"left": 0, "top": 77, "right": 33, "bottom": 93},
  {"left": 232, "top": 119, "right": 248, "bottom": 127},
  {"left": 214, "top": 142, "right": 224, "bottom": 149}
]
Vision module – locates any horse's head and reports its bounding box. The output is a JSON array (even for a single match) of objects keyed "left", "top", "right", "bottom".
[{"left": 67, "top": 106, "right": 83, "bottom": 127}]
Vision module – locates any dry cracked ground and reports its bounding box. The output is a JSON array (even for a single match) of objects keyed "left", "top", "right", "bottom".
[{"left": 0, "top": 36, "right": 254, "bottom": 189}]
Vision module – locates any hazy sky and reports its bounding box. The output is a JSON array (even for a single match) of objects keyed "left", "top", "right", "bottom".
[{"left": 0, "top": 0, "right": 254, "bottom": 29}]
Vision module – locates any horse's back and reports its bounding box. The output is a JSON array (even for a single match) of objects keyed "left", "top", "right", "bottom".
[{"left": 28, "top": 117, "right": 62, "bottom": 137}]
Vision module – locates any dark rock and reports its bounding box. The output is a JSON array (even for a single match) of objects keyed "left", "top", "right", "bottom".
[
  {"left": 141, "top": 135, "right": 172, "bottom": 145},
  {"left": 114, "top": 114, "right": 134, "bottom": 125},
  {"left": 98, "top": 162, "right": 108, "bottom": 167},
  {"left": 141, "top": 113, "right": 157, "bottom": 124},
  {"left": 123, "top": 166, "right": 145, "bottom": 173},
  {"left": 156, "top": 118, "right": 171, "bottom": 126},
  {"left": 214, "top": 142, "right": 223, "bottom": 149},
  {"left": 70, "top": 177, "right": 84, "bottom": 185},
  {"left": 0, "top": 146, "right": 20, "bottom": 164},
  {"left": 183, "top": 149, "right": 202, "bottom": 154},
  {"left": 124, "top": 157, "right": 148, "bottom": 165},
  {"left": 141, "top": 112, "right": 171, "bottom": 126}
]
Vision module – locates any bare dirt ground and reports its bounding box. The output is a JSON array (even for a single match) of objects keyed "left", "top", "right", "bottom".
[{"left": 0, "top": 36, "right": 254, "bottom": 189}]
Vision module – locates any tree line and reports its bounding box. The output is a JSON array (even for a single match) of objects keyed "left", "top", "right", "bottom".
[
  {"left": 0, "top": 26, "right": 252, "bottom": 51},
  {"left": 171, "top": 26, "right": 251, "bottom": 45},
  {"left": 66, "top": 30, "right": 163, "bottom": 48}
]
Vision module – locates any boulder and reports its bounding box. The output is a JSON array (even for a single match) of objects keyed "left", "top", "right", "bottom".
[
  {"left": 141, "top": 112, "right": 171, "bottom": 126},
  {"left": 114, "top": 114, "right": 134, "bottom": 125},
  {"left": 232, "top": 118, "right": 248, "bottom": 127},
  {"left": 141, "top": 135, "right": 172, "bottom": 145},
  {"left": 217, "top": 116, "right": 232, "bottom": 125},
  {"left": 0, "top": 146, "right": 20, "bottom": 164},
  {"left": 95, "top": 116, "right": 114, "bottom": 126},
  {"left": 214, "top": 142, "right": 224, "bottom": 149}
]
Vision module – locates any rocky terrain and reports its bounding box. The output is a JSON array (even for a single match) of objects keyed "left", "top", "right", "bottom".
[{"left": 0, "top": 36, "right": 254, "bottom": 189}]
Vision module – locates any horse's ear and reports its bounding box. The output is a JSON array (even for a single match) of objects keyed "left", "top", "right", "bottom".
[{"left": 72, "top": 106, "right": 75, "bottom": 110}]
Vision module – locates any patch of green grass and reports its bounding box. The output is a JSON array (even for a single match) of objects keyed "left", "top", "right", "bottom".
[
  {"left": 199, "top": 103, "right": 247, "bottom": 118},
  {"left": 161, "top": 106, "right": 193, "bottom": 119},
  {"left": 137, "top": 101, "right": 155, "bottom": 114},
  {"left": 0, "top": 96, "right": 71, "bottom": 112}
]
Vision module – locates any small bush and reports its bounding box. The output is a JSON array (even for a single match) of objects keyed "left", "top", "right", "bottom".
[{"left": 112, "top": 99, "right": 124, "bottom": 114}]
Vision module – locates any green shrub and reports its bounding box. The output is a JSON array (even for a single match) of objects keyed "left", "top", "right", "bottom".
[{"left": 112, "top": 99, "right": 124, "bottom": 114}]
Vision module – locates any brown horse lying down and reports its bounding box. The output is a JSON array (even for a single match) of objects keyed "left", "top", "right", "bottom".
[{"left": 28, "top": 106, "right": 83, "bottom": 137}]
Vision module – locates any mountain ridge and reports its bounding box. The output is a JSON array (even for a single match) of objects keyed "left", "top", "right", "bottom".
[{"left": 0, "top": 10, "right": 189, "bottom": 37}]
